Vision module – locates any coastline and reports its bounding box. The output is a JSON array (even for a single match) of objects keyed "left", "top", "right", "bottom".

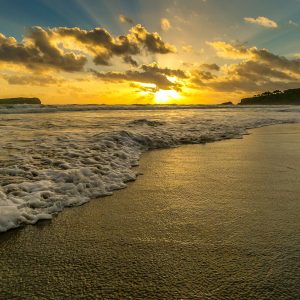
[
  {"left": 1, "top": 123, "right": 300, "bottom": 299},
  {"left": 1, "top": 104, "right": 300, "bottom": 115},
  {"left": 2, "top": 106, "right": 300, "bottom": 233}
]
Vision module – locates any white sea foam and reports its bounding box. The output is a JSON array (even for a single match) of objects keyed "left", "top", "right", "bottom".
[
  {"left": 0, "top": 104, "right": 225, "bottom": 114},
  {"left": 0, "top": 106, "right": 299, "bottom": 232},
  {"left": 0, "top": 103, "right": 297, "bottom": 115}
]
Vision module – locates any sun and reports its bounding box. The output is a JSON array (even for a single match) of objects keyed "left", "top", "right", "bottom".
[{"left": 154, "top": 89, "right": 181, "bottom": 104}]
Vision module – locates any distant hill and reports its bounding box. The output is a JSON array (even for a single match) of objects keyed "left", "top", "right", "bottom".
[
  {"left": 221, "top": 101, "right": 234, "bottom": 105},
  {"left": 0, "top": 97, "right": 41, "bottom": 105},
  {"left": 239, "top": 89, "right": 300, "bottom": 105}
]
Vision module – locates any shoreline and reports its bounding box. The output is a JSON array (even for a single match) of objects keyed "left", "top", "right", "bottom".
[
  {"left": 1, "top": 104, "right": 300, "bottom": 115},
  {"left": 1, "top": 123, "right": 300, "bottom": 299},
  {"left": 1, "top": 121, "right": 299, "bottom": 233}
]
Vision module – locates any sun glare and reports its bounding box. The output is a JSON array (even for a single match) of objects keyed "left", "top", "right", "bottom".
[{"left": 154, "top": 89, "right": 181, "bottom": 104}]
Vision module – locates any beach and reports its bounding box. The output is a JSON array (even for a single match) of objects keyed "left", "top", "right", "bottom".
[
  {"left": 2, "top": 1, "right": 300, "bottom": 298},
  {"left": 1, "top": 123, "right": 299, "bottom": 299}
]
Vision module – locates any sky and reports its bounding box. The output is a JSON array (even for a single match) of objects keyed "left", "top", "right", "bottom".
[{"left": 1, "top": 0, "right": 300, "bottom": 104}]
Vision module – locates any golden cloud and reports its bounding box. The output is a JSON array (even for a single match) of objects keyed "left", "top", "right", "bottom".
[
  {"left": 0, "top": 25, "right": 176, "bottom": 71},
  {"left": 244, "top": 16, "right": 278, "bottom": 28},
  {"left": 161, "top": 18, "right": 171, "bottom": 31}
]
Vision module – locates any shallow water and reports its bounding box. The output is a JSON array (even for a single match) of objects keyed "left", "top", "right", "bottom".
[
  {"left": 1, "top": 124, "right": 299, "bottom": 299},
  {"left": 0, "top": 106, "right": 300, "bottom": 232}
]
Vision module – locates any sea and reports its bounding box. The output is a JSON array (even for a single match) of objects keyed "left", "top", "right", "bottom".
[{"left": 0, "top": 104, "right": 300, "bottom": 232}]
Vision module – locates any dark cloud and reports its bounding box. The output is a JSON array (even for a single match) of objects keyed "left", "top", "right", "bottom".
[
  {"left": 210, "top": 41, "right": 300, "bottom": 75},
  {"left": 189, "top": 64, "right": 220, "bottom": 86},
  {"left": 195, "top": 66, "right": 300, "bottom": 93},
  {"left": 0, "top": 25, "right": 176, "bottom": 71},
  {"left": 188, "top": 63, "right": 220, "bottom": 86},
  {"left": 90, "top": 63, "right": 183, "bottom": 90},
  {"left": 51, "top": 26, "right": 139, "bottom": 66},
  {"left": 232, "top": 61, "right": 297, "bottom": 81},
  {"left": 129, "top": 82, "right": 157, "bottom": 93},
  {"left": 209, "top": 78, "right": 300, "bottom": 93},
  {"left": 54, "top": 27, "right": 114, "bottom": 49},
  {"left": 123, "top": 55, "right": 138, "bottom": 67},
  {"left": 198, "top": 41, "right": 300, "bottom": 93},
  {"left": 252, "top": 48, "right": 300, "bottom": 75},
  {"left": 53, "top": 25, "right": 176, "bottom": 66},
  {"left": 129, "top": 25, "right": 176, "bottom": 54},
  {"left": 191, "top": 71, "right": 295, "bottom": 93},
  {"left": 192, "top": 70, "right": 216, "bottom": 81},
  {"left": 141, "top": 63, "right": 188, "bottom": 78},
  {"left": 93, "top": 53, "right": 113, "bottom": 66},
  {"left": 201, "top": 63, "right": 220, "bottom": 71},
  {"left": 195, "top": 70, "right": 300, "bottom": 93},
  {"left": 0, "top": 29, "right": 87, "bottom": 72}
]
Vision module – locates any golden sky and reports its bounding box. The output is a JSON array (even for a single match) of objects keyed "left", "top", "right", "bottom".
[{"left": 1, "top": 0, "right": 300, "bottom": 105}]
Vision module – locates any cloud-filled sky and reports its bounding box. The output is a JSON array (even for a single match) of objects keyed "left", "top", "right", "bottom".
[{"left": 1, "top": 0, "right": 300, "bottom": 104}]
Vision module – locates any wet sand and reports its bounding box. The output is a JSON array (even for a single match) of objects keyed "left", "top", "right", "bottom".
[{"left": 1, "top": 124, "right": 300, "bottom": 299}]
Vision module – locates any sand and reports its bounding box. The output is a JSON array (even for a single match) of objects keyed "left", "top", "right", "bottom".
[{"left": 1, "top": 124, "right": 300, "bottom": 299}]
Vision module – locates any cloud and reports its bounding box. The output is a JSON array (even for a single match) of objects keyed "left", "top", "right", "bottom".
[
  {"left": 289, "top": 20, "right": 298, "bottom": 27},
  {"left": 123, "top": 55, "right": 138, "bottom": 66},
  {"left": 141, "top": 62, "right": 188, "bottom": 78},
  {"left": 55, "top": 24, "right": 176, "bottom": 66},
  {"left": 244, "top": 16, "right": 278, "bottom": 28},
  {"left": 208, "top": 41, "right": 253, "bottom": 59},
  {"left": 189, "top": 64, "right": 220, "bottom": 84},
  {"left": 201, "top": 63, "right": 220, "bottom": 71},
  {"left": 208, "top": 78, "right": 300, "bottom": 93},
  {"left": 193, "top": 70, "right": 216, "bottom": 81},
  {"left": 2, "top": 73, "right": 63, "bottom": 86},
  {"left": 87, "top": 38, "right": 300, "bottom": 96},
  {"left": 52, "top": 26, "right": 139, "bottom": 66},
  {"left": 129, "top": 24, "right": 176, "bottom": 54},
  {"left": 0, "top": 29, "right": 87, "bottom": 72},
  {"left": 90, "top": 63, "right": 184, "bottom": 90},
  {"left": 208, "top": 41, "right": 300, "bottom": 75},
  {"left": 207, "top": 78, "right": 258, "bottom": 92},
  {"left": 192, "top": 70, "right": 300, "bottom": 93},
  {"left": 252, "top": 48, "right": 300, "bottom": 75},
  {"left": 161, "top": 18, "right": 171, "bottom": 31},
  {"left": 190, "top": 41, "right": 300, "bottom": 93},
  {"left": 90, "top": 69, "right": 175, "bottom": 90},
  {"left": 119, "top": 14, "right": 135, "bottom": 25},
  {"left": 182, "top": 44, "right": 193, "bottom": 53},
  {"left": 231, "top": 61, "right": 297, "bottom": 81},
  {"left": 0, "top": 25, "right": 176, "bottom": 71}
]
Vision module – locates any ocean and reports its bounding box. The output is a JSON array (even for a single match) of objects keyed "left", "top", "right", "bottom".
[{"left": 0, "top": 105, "right": 300, "bottom": 232}]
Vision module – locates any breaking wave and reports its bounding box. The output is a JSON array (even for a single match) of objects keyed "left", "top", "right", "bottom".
[{"left": 0, "top": 106, "right": 300, "bottom": 232}]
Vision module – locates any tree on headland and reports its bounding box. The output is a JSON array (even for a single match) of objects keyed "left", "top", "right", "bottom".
[{"left": 239, "top": 88, "right": 300, "bottom": 105}]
